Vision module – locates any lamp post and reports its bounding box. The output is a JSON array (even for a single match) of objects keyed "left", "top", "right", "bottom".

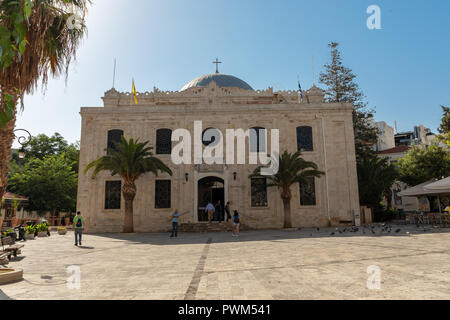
[{"left": 13, "top": 129, "right": 32, "bottom": 159}]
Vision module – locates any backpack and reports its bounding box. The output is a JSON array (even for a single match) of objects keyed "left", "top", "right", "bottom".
[{"left": 76, "top": 218, "right": 82, "bottom": 228}]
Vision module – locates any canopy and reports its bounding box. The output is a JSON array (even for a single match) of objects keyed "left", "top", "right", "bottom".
[
  {"left": 398, "top": 181, "right": 437, "bottom": 197},
  {"left": 424, "top": 177, "right": 450, "bottom": 192}
]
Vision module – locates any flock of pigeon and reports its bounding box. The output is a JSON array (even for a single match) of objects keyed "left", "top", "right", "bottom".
[{"left": 301, "top": 223, "right": 439, "bottom": 237}]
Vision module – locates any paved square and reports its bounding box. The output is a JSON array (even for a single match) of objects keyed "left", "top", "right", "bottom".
[{"left": 1, "top": 226, "right": 450, "bottom": 300}]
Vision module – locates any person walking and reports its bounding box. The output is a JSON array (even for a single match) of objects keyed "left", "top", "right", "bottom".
[
  {"left": 225, "top": 202, "right": 232, "bottom": 222},
  {"left": 205, "top": 202, "right": 215, "bottom": 222},
  {"left": 73, "top": 211, "right": 85, "bottom": 246},
  {"left": 170, "top": 210, "right": 180, "bottom": 238},
  {"left": 232, "top": 210, "right": 241, "bottom": 237}
]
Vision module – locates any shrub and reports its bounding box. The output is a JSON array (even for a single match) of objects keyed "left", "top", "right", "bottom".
[
  {"left": 25, "top": 225, "right": 36, "bottom": 235},
  {"left": 36, "top": 223, "right": 49, "bottom": 232}
]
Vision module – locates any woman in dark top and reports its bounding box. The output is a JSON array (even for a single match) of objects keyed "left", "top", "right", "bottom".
[{"left": 232, "top": 210, "right": 240, "bottom": 237}]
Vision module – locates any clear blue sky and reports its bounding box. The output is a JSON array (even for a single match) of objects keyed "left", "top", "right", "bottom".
[{"left": 15, "top": 0, "right": 450, "bottom": 145}]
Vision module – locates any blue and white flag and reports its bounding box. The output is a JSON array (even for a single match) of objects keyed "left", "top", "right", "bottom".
[{"left": 298, "top": 79, "right": 304, "bottom": 103}]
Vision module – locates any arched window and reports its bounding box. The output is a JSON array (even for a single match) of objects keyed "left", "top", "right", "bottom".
[
  {"left": 250, "top": 127, "right": 267, "bottom": 153},
  {"left": 297, "top": 126, "right": 313, "bottom": 152},
  {"left": 107, "top": 130, "right": 124, "bottom": 155},
  {"left": 156, "top": 129, "right": 172, "bottom": 155}
]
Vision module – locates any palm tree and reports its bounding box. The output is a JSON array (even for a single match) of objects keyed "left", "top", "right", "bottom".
[
  {"left": 250, "top": 151, "right": 324, "bottom": 229},
  {"left": 0, "top": 0, "right": 88, "bottom": 203},
  {"left": 84, "top": 137, "right": 173, "bottom": 233}
]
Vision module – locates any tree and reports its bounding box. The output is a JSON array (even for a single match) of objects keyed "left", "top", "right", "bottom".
[
  {"left": 250, "top": 151, "right": 324, "bottom": 229},
  {"left": 357, "top": 154, "right": 398, "bottom": 209},
  {"left": 319, "top": 42, "right": 379, "bottom": 158},
  {"left": 438, "top": 105, "right": 450, "bottom": 147},
  {"left": 7, "top": 154, "right": 78, "bottom": 213},
  {"left": 0, "top": 0, "right": 88, "bottom": 206},
  {"left": 9, "top": 133, "right": 80, "bottom": 176},
  {"left": 397, "top": 145, "right": 450, "bottom": 186},
  {"left": 84, "top": 137, "right": 173, "bottom": 233}
]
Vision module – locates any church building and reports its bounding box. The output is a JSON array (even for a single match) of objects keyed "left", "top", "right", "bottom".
[{"left": 77, "top": 63, "right": 360, "bottom": 233}]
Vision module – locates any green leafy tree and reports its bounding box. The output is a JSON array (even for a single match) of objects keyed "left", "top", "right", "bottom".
[
  {"left": 250, "top": 151, "right": 324, "bottom": 229},
  {"left": 0, "top": 0, "right": 88, "bottom": 207},
  {"left": 357, "top": 154, "right": 398, "bottom": 209},
  {"left": 319, "top": 42, "right": 379, "bottom": 158},
  {"left": 9, "top": 133, "right": 80, "bottom": 177},
  {"left": 397, "top": 145, "right": 450, "bottom": 186},
  {"left": 84, "top": 137, "right": 173, "bottom": 233},
  {"left": 8, "top": 154, "right": 78, "bottom": 214},
  {"left": 438, "top": 105, "right": 450, "bottom": 147}
]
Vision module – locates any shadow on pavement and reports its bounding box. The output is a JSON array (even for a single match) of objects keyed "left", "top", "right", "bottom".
[{"left": 90, "top": 225, "right": 450, "bottom": 246}]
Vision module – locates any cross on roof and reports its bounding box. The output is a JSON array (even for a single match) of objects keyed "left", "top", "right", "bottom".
[{"left": 212, "top": 58, "right": 222, "bottom": 74}]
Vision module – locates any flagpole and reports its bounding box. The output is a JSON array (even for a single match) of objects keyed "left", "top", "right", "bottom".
[
  {"left": 312, "top": 56, "right": 315, "bottom": 85},
  {"left": 112, "top": 58, "right": 116, "bottom": 89}
]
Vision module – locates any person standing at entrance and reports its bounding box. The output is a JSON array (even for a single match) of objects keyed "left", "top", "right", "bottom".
[
  {"left": 225, "top": 202, "right": 232, "bottom": 222},
  {"left": 205, "top": 202, "right": 215, "bottom": 222},
  {"left": 215, "top": 200, "right": 224, "bottom": 222},
  {"left": 73, "top": 211, "right": 85, "bottom": 246},
  {"left": 232, "top": 210, "right": 241, "bottom": 237}
]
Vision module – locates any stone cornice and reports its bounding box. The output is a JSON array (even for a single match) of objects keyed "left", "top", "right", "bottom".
[{"left": 101, "top": 81, "right": 327, "bottom": 107}]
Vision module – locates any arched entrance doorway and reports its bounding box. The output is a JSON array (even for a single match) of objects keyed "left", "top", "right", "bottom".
[{"left": 197, "top": 176, "right": 225, "bottom": 222}]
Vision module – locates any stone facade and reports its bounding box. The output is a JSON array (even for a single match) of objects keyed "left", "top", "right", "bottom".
[{"left": 77, "top": 75, "right": 360, "bottom": 233}]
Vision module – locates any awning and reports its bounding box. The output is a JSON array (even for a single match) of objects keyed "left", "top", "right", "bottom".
[
  {"left": 398, "top": 181, "right": 434, "bottom": 197},
  {"left": 424, "top": 177, "right": 450, "bottom": 192},
  {"left": 399, "top": 178, "right": 450, "bottom": 197}
]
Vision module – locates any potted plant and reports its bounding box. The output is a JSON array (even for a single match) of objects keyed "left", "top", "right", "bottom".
[
  {"left": 36, "top": 223, "right": 49, "bottom": 237},
  {"left": 5, "top": 228, "right": 16, "bottom": 243},
  {"left": 24, "top": 225, "right": 36, "bottom": 240},
  {"left": 57, "top": 227, "right": 67, "bottom": 235}
]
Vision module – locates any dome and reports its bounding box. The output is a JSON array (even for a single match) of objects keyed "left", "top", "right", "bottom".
[{"left": 181, "top": 73, "right": 254, "bottom": 91}]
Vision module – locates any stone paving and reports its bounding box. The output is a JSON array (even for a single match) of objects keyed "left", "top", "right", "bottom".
[{"left": 1, "top": 225, "right": 450, "bottom": 300}]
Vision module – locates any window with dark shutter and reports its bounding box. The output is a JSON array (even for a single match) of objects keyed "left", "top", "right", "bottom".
[
  {"left": 156, "top": 129, "right": 172, "bottom": 155},
  {"left": 300, "top": 177, "right": 316, "bottom": 206},
  {"left": 297, "top": 126, "right": 313, "bottom": 152},
  {"left": 107, "top": 130, "right": 124, "bottom": 155},
  {"left": 251, "top": 178, "right": 268, "bottom": 207},
  {"left": 105, "top": 181, "right": 122, "bottom": 210},
  {"left": 155, "top": 180, "right": 171, "bottom": 209}
]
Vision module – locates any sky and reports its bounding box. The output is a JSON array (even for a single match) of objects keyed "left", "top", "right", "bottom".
[{"left": 14, "top": 0, "right": 450, "bottom": 146}]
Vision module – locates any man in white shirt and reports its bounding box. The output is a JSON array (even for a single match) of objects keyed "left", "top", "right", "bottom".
[{"left": 205, "top": 202, "right": 215, "bottom": 222}]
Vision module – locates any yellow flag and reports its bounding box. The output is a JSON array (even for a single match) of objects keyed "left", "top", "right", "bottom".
[{"left": 132, "top": 79, "right": 138, "bottom": 104}]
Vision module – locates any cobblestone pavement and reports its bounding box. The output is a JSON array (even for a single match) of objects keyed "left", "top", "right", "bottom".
[{"left": 1, "top": 225, "right": 450, "bottom": 300}]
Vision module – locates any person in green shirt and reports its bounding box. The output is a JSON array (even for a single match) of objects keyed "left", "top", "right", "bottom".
[{"left": 73, "top": 211, "right": 85, "bottom": 246}]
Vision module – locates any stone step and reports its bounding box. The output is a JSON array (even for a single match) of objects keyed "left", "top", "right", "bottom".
[{"left": 179, "top": 223, "right": 251, "bottom": 233}]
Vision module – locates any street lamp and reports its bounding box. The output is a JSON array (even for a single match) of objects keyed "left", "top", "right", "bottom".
[{"left": 13, "top": 129, "right": 32, "bottom": 159}]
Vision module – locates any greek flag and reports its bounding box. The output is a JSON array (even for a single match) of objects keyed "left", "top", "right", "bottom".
[{"left": 298, "top": 79, "right": 303, "bottom": 103}]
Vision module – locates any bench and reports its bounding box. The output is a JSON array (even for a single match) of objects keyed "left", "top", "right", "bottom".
[
  {"left": 0, "top": 251, "right": 9, "bottom": 265},
  {"left": 1, "top": 237, "right": 24, "bottom": 259}
]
